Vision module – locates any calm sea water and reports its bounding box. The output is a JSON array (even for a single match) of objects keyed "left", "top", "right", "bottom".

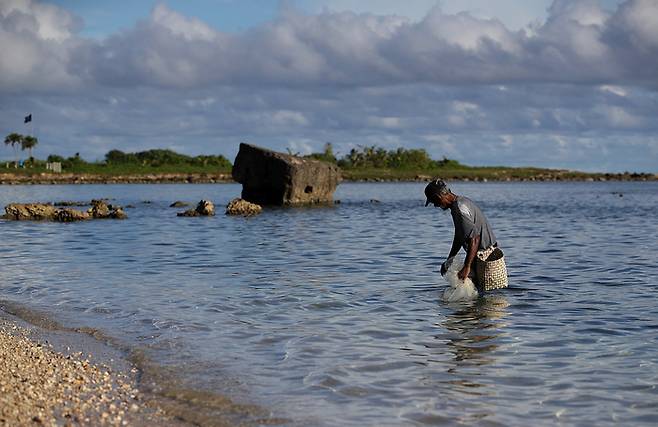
[{"left": 1, "top": 182, "right": 657, "bottom": 426}]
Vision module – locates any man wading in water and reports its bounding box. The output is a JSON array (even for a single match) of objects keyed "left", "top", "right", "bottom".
[{"left": 424, "top": 179, "right": 502, "bottom": 291}]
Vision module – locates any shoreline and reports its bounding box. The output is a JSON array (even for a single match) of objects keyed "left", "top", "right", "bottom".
[
  {"left": 0, "top": 309, "right": 182, "bottom": 426},
  {"left": 0, "top": 171, "right": 656, "bottom": 185},
  {"left": 0, "top": 172, "right": 233, "bottom": 185},
  {"left": 0, "top": 300, "right": 284, "bottom": 427}
]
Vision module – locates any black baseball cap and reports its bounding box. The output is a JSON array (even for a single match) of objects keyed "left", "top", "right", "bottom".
[{"left": 424, "top": 179, "right": 450, "bottom": 206}]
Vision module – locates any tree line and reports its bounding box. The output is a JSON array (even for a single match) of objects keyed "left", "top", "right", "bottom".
[
  {"left": 44, "top": 149, "right": 233, "bottom": 169},
  {"left": 3, "top": 134, "right": 459, "bottom": 172},
  {"left": 306, "top": 143, "right": 462, "bottom": 170}
]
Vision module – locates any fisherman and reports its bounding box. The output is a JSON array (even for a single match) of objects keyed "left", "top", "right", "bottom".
[{"left": 424, "top": 179, "right": 502, "bottom": 291}]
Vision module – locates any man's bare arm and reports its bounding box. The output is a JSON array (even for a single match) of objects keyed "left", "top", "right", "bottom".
[
  {"left": 458, "top": 235, "right": 480, "bottom": 280},
  {"left": 441, "top": 234, "right": 463, "bottom": 275},
  {"left": 448, "top": 234, "right": 461, "bottom": 259}
]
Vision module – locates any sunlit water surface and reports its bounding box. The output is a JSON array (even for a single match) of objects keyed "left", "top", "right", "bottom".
[{"left": 1, "top": 182, "right": 657, "bottom": 426}]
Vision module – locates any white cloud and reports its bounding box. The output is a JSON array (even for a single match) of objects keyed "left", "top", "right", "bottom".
[
  {"left": 2, "top": 1, "right": 658, "bottom": 90},
  {"left": 151, "top": 3, "right": 217, "bottom": 41},
  {"left": 0, "top": 0, "right": 81, "bottom": 91},
  {"left": 452, "top": 101, "right": 479, "bottom": 113},
  {"left": 613, "top": 0, "right": 658, "bottom": 49},
  {"left": 0, "top": 0, "right": 78, "bottom": 41},
  {"left": 270, "top": 110, "right": 309, "bottom": 127},
  {"left": 500, "top": 135, "right": 514, "bottom": 147},
  {"left": 600, "top": 85, "right": 627, "bottom": 96},
  {"left": 287, "top": 138, "right": 315, "bottom": 155},
  {"left": 1, "top": 1, "right": 658, "bottom": 173},
  {"left": 599, "top": 105, "right": 642, "bottom": 128},
  {"left": 366, "top": 116, "right": 402, "bottom": 129},
  {"left": 419, "top": 7, "right": 521, "bottom": 52}
]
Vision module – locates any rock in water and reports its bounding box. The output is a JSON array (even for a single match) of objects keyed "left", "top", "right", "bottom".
[
  {"left": 225, "top": 198, "right": 262, "bottom": 216},
  {"left": 178, "top": 200, "right": 215, "bottom": 217},
  {"left": 3, "top": 201, "right": 125, "bottom": 222},
  {"left": 54, "top": 208, "right": 90, "bottom": 222},
  {"left": 3, "top": 203, "right": 58, "bottom": 220},
  {"left": 88, "top": 200, "right": 127, "bottom": 219},
  {"left": 89, "top": 199, "right": 110, "bottom": 218},
  {"left": 3, "top": 203, "right": 89, "bottom": 222},
  {"left": 232, "top": 143, "right": 340, "bottom": 206}
]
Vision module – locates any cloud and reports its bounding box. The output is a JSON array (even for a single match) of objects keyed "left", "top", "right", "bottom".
[
  {"left": 0, "top": 0, "right": 83, "bottom": 91},
  {"left": 1, "top": 1, "right": 657, "bottom": 173},
  {"left": 2, "top": 0, "right": 658, "bottom": 90}
]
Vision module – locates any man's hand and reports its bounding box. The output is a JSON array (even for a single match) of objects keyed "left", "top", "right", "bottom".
[{"left": 457, "top": 264, "right": 470, "bottom": 280}]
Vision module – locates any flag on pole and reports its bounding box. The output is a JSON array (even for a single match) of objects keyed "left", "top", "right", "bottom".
[{"left": 24, "top": 114, "right": 32, "bottom": 123}]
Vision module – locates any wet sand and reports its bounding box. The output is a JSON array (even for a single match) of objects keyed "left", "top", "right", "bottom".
[
  {"left": 0, "top": 303, "right": 287, "bottom": 427},
  {"left": 0, "top": 316, "right": 183, "bottom": 426}
]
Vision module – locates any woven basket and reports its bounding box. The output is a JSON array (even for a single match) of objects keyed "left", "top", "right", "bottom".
[{"left": 476, "top": 247, "right": 508, "bottom": 291}]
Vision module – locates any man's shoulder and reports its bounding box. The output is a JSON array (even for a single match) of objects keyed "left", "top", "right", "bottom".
[{"left": 455, "top": 197, "right": 475, "bottom": 221}]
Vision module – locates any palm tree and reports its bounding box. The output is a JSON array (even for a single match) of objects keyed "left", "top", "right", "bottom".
[
  {"left": 21, "top": 135, "right": 38, "bottom": 163},
  {"left": 4, "top": 132, "right": 22, "bottom": 167}
]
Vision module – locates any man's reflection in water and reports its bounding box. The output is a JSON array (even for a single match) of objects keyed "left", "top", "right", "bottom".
[{"left": 437, "top": 294, "right": 511, "bottom": 395}]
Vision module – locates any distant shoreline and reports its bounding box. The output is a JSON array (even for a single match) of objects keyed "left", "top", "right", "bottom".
[
  {"left": 0, "top": 171, "right": 656, "bottom": 185},
  {"left": 0, "top": 172, "right": 233, "bottom": 185}
]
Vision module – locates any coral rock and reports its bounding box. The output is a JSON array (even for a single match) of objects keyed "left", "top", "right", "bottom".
[
  {"left": 225, "top": 198, "right": 262, "bottom": 216},
  {"left": 177, "top": 200, "right": 215, "bottom": 217}
]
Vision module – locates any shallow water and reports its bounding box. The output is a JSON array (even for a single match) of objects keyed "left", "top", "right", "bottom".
[{"left": 1, "top": 182, "right": 657, "bottom": 426}]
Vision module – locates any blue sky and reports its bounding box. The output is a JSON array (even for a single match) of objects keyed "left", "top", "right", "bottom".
[{"left": 1, "top": 0, "right": 656, "bottom": 172}]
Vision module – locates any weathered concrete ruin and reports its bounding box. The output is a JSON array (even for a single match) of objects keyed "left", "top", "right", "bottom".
[{"left": 232, "top": 143, "right": 340, "bottom": 206}]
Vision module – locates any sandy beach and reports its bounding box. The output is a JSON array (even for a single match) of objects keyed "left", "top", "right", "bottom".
[
  {"left": 0, "top": 316, "right": 184, "bottom": 427},
  {"left": 0, "top": 301, "right": 285, "bottom": 427}
]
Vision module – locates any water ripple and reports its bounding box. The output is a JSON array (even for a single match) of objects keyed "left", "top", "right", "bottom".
[{"left": 1, "top": 182, "right": 658, "bottom": 426}]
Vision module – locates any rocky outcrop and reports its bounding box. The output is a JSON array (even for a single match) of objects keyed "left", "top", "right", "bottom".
[
  {"left": 225, "top": 198, "right": 262, "bottom": 216},
  {"left": 54, "top": 208, "right": 90, "bottom": 222},
  {"left": 177, "top": 200, "right": 215, "bottom": 217},
  {"left": 53, "top": 201, "right": 88, "bottom": 207},
  {"left": 232, "top": 143, "right": 340, "bottom": 206},
  {"left": 169, "top": 201, "right": 189, "bottom": 208},
  {"left": 3, "top": 203, "right": 89, "bottom": 222},
  {"left": 88, "top": 200, "right": 127, "bottom": 219},
  {"left": 4, "top": 203, "right": 60, "bottom": 220},
  {"left": 3, "top": 200, "right": 126, "bottom": 222}
]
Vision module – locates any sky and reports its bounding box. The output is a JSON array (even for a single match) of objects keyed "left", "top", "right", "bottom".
[{"left": 1, "top": 0, "right": 657, "bottom": 173}]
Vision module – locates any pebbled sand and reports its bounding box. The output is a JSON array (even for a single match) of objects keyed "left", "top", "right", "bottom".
[{"left": 0, "top": 319, "right": 182, "bottom": 427}]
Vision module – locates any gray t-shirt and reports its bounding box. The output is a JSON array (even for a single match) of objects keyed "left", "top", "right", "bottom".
[{"left": 450, "top": 196, "right": 497, "bottom": 251}]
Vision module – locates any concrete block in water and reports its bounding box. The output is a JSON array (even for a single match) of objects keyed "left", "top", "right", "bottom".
[{"left": 232, "top": 143, "right": 340, "bottom": 206}]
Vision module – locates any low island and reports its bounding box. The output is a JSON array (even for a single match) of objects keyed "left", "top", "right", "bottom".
[{"left": 1, "top": 145, "right": 655, "bottom": 184}]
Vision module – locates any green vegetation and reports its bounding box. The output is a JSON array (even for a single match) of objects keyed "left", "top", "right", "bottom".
[
  {"left": 305, "top": 144, "right": 654, "bottom": 181},
  {"left": 1, "top": 149, "right": 232, "bottom": 175},
  {"left": 3, "top": 133, "right": 39, "bottom": 166},
  {"left": 306, "top": 144, "right": 528, "bottom": 180},
  {"left": 304, "top": 143, "right": 458, "bottom": 170},
  {"left": 1, "top": 144, "right": 653, "bottom": 181},
  {"left": 104, "top": 149, "right": 231, "bottom": 169}
]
